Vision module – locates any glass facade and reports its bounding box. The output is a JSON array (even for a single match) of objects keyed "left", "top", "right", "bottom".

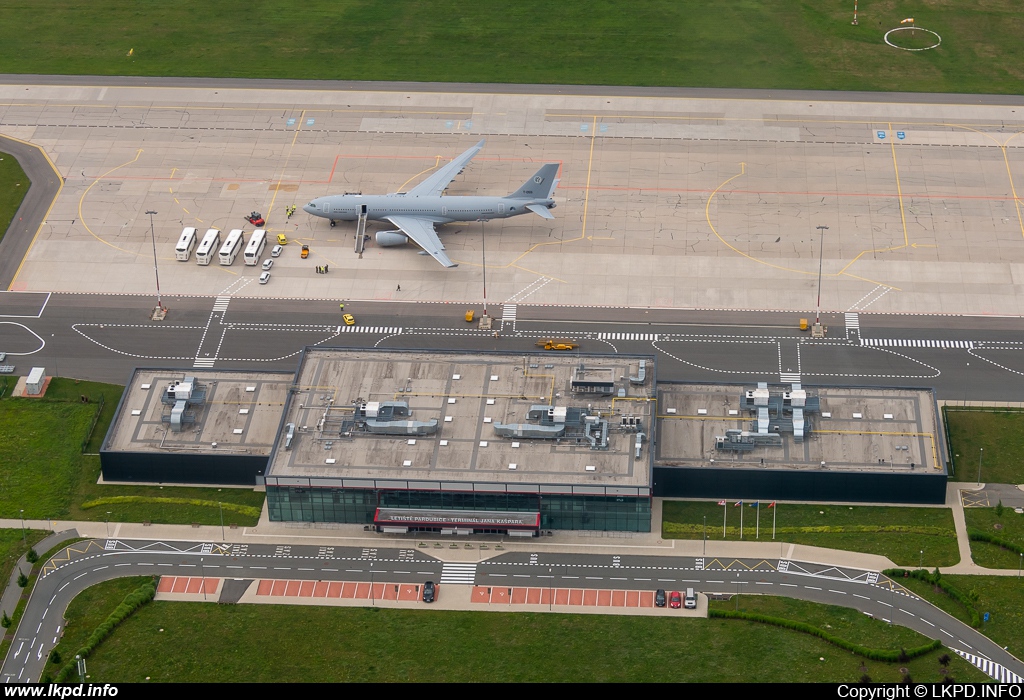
[{"left": 267, "top": 485, "right": 651, "bottom": 533}]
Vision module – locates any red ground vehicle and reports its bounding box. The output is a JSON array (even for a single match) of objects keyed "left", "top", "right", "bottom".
[
  {"left": 669, "top": 591, "right": 682, "bottom": 609},
  {"left": 245, "top": 211, "right": 265, "bottom": 227}
]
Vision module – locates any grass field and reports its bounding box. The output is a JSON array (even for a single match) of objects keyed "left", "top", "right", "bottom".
[
  {"left": 0, "top": 378, "right": 265, "bottom": 526},
  {"left": 662, "top": 501, "right": 959, "bottom": 567},
  {"left": 0, "top": 529, "right": 48, "bottom": 603},
  {"left": 945, "top": 408, "right": 1024, "bottom": 485},
  {"left": 0, "top": 153, "right": 28, "bottom": 245},
  {"left": 0, "top": 2, "right": 1021, "bottom": 94},
  {"left": 61, "top": 584, "right": 983, "bottom": 683},
  {"left": 964, "top": 507, "right": 1024, "bottom": 569}
]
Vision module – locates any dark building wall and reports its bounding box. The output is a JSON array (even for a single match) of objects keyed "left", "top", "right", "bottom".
[
  {"left": 653, "top": 466, "right": 946, "bottom": 505},
  {"left": 267, "top": 486, "right": 652, "bottom": 532},
  {"left": 100, "top": 451, "right": 267, "bottom": 486}
]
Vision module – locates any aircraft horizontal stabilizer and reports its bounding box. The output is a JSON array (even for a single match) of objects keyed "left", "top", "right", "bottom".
[{"left": 526, "top": 204, "right": 555, "bottom": 220}]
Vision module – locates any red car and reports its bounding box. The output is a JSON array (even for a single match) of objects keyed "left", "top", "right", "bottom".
[{"left": 669, "top": 591, "right": 682, "bottom": 609}]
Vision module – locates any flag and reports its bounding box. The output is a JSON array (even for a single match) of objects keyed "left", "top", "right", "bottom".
[
  {"left": 127, "top": 48, "right": 134, "bottom": 56},
  {"left": 718, "top": 500, "right": 726, "bottom": 506},
  {"left": 768, "top": 501, "right": 776, "bottom": 508},
  {"left": 750, "top": 501, "right": 758, "bottom": 507},
  {"left": 734, "top": 500, "right": 743, "bottom": 506},
  {"left": 900, "top": 18, "right": 914, "bottom": 24}
]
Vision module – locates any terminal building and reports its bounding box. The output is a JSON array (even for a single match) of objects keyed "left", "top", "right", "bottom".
[
  {"left": 263, "top": 349, "right": 656, "bottom": 535},
  {"left": 100, "top": 350, "right": 948, "bottom": 536}
]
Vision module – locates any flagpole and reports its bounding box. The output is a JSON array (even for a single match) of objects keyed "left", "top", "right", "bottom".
[
  {"left": 773, "top": 503, "right": 777, "bottom": 540},
  {"left": 756, "top": 502, "right": 760, "bottom": 540},
  {"left": 723, "top": 501, "right": 727, "bottom": 539},
  {"left": 739, "top": 503, "right": 743, "bottom": 540}
]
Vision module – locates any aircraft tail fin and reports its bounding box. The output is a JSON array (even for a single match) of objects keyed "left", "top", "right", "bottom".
[{"left": 507, "top": 163, "right": 560, "bottom": 200}]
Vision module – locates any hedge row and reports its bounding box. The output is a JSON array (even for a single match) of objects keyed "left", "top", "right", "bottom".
[
  {"left": 968, "top": 530, "right": 1024, "bottom": 556},
  {"left": 883, "top": 568, "right": 981, "bottom": 628},
  {"left": 664, "top": 523, "right": 952, "bottom": 536},
  {"left": 709, "top": 608, "right": 942, "bottom": 662},
  {"left": 54, "top": 580, "right": 157, "bottom": 682},
  {"left": 80, "top": 496, "right": 261, "bottom": 518}
]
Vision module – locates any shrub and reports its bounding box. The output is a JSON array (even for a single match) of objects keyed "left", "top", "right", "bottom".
[
  {"left": 1, "top": 611, "right": 10, "bottom": 628},
  {"left": 884, "top": 568, "right": 981, "bottom": 627},
  {"left": 17, "top": 572, "right": 28, "bottom": 588},
  {"left": 26, "top": 549, "right": 38, "bottom": 563}
]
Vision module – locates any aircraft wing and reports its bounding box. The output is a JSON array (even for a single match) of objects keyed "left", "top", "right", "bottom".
[
  {"left": 405, "top": 140, "right": 485, "bottom": 197},
  {"left": 384, "top": 215, "right": 457, "bottom": 268}
]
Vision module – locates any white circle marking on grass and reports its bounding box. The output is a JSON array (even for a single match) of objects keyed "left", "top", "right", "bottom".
[{"left": 884, "top": 27, "right": 942, "bottom": 52}]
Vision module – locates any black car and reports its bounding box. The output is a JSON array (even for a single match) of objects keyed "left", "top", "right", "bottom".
[
  {"left": 422, "top": 581, "right": 436, "bottom": 603},
  {"left": 655, "top": 589, "right": 667, "bottom": 607}
]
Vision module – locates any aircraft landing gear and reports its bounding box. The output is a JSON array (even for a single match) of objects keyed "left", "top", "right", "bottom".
[{"left": 330, "top": 220, "right": 337, "bottom": 228}]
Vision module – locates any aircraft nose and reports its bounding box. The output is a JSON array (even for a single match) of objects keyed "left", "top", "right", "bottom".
[{"left": 303, "top": 201, "right": 317, "bottom": 215}]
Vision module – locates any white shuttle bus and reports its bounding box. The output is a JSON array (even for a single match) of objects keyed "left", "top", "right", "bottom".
[
  {"left": 243, "top": 229, "right": 267, "bottom": 266},
  {"left": 219, "top": 229, "right": 245, "bottom": 266},
  {"left": 175, "top": 227, "right": 198, "bottom": 261},
  {"left": 195, "top": 228, "right": 221, "bottom": 266}
]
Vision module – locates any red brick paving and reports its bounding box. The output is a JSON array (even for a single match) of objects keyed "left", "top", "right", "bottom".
[{"left": 468, "top": 585, "right": 665, "bottom": 610}]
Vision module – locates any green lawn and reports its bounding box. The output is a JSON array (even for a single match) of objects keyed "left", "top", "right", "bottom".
[
  {"left": 0, "top": 529, "right": 48, "bottom": 602},
  {"left": 662, "top": 500, "right": 960, "bottom": 567},
  {"left": 964, "top": 507, "right": 1024, "bottom": 569},
  {"left": 945, "top": 408, "right": 1024, "bottom": 485},
  {"left": 0, "top": 153, "right": 28, "bottom": 245},
  {"left": 0, "top": 378, "right": 265, "bottom": 526},
  {"left": 60, "top": 584, "right": 981, "bottom": 683},
  {"left": 0, "top": 2, "right": 1021, "bottom": 94}
]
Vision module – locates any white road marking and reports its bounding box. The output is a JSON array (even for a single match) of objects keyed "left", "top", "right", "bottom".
[
  {"left": 828, "top": 589, "right": 846, "bottom": 594},
  {"left": 805, "top": 586, "right": 821, "bottom": 590},
  {"left": 853, "top": 594, "right": 869, "bottom": 600},
  {"left": 940, "top": 629, "right": 953, "bottom": 637},
  {"left": 780, "top": 583, "right": 797, "bottom": 587}
]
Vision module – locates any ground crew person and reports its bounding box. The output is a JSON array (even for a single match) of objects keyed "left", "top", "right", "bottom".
[{"left": 339, "top": 303, "right": 345, "bottom": 312}]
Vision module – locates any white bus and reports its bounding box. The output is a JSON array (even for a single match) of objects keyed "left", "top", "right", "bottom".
[
  {"left": 175, "top": 227, "right": 198, "bottom": 261},
  {"left": 219, "top": 229, "right": 245, "bottom": 266},
  {"left": 195, "top": 228, "right": 221, "bottom": 266},
  {"left": 243, "top": 229, "right": 267, "bottom": 266}
]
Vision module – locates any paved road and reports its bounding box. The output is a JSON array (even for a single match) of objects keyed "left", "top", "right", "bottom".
[
  {"left": 0, "top": 136, "right": 60, "bottom": 289},
  {"left": 3, "top": 538, "right": 1021, "bottom": 683},
  {"left": 4, "top": 291, "right": 1024, "bottom": 402}
]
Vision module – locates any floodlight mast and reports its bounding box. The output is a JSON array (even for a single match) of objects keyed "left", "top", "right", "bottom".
[
  {"left": 146, "top": 210, "right": 164, "bottom": 312},
  {"left": 815, "top": 225, "right": 829, "bottom": 325}
]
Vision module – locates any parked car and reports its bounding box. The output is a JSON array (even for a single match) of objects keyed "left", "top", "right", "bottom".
[
  {"left": 262, "top": 258, "right": 274, "bottom": 271},
  {"left": 684, "top": 588, "right": 697, "bottom": 609},
  {"left": 669, "top": 591, "right": 682, "bottom": 609},
  {"left": 655, "top": 589, "right": 666, "bottom": 607},
  {"left": 270, "top": 244, "right": 283, "bottom": 257},
  {"left": 259, "top": 271, "right": 271, "bottom": 285},
  {"left": 422, "top": 581, "right": 436, "bottom": 603}
]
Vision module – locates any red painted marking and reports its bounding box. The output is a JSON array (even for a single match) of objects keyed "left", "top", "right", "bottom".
[
  {"left": 157, "top": 577, "right": 175, "bottom": 593},
  {"left": 285, "top": 581, "right": 301, "bottom": 597},
  {"left": 555, "top": 589, "right": 570, "bottom": 606},
  {"left": 582, "top": 589, "right": 598, "bottom": 606},
  {"left": 271, "top": 580, "right": 287, "bottom": 597},
  {"left": 471, "top": 587, "right": 491, "bottom": 603},
  {"left": 342, "top": 582, "right": 358, "bottom": 598},
  {"left": 597, "top": 590, "right": 612, "bottom": 606},
  {"left": 371, "top": 583, "right": 386, "bottom": 600},
  {"left": 256, "top": 580, "right": 273, "bottom": 596},
  {"left": 492, "top": 587, "right": 509, "bottom": 603},
  {"left": 540, "top": 588, "right": 553, "bottom": 606},
  {"left": 526, "top": 588, "right": 542, "bottom": 605},
  {"left": 568, "top": 589, "right": 584, "bottom": 606},
  {"left": 298, "top": 581, "right": 315, "bottom": 597},
  {"left": 639, "top": 591, "right": 654, "bottom": 607},
  {"left": 398, "top": 584, "right": 419, "bottom": 601},
  {"left": 626, "top": 591, "right": 640, "bottom": 607},
  {"left": 203, "top": 578, "right": 219, "bottom": 594},
  {"left": 313, "top": 582, "right": 329, "bottom": 598},
  {"left": 171, "top": 577, "right": 188, "bottom": 594},
  {"left": 327, "top": 582, "right": 342, "bottom": 598},
  {"left": 354, "top": 582, "right": 370, "bottom": 599},
  {"left": 381, "top": 584, "right": 398, "bottom": 601},
  {"left": 511, "top": 588, "right": 528, "bottom": 604},
  {"left": 185, "top": 578, "right": 203, "bottom": 594},
  {"left": 612, "top": 590, "right": 626, "bottom": 607}
]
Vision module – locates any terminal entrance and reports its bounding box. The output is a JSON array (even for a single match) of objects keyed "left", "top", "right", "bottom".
[{"left": 373, "top": 507, "right": 540, "bottom": 537}]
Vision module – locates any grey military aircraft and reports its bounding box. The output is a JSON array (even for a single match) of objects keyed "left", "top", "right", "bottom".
[{"left": 303, "top": 140, "right": 559, "bottom": 268}]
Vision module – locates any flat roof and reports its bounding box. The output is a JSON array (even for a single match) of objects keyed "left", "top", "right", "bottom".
[
  {"left": 266, "top": 349, "right": 655, "bottom": 492},
  {"left": 104, "top": 369, "right": 295, "bottom": 457},
  {"left": 655, "top": 383, "right": 942, "bottom": 475}
]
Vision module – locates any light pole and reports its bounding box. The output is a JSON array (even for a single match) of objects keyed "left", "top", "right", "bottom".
[
  {"left": 19, "top": 509, "right": 25, "bottom": 546},
  {"left": 977, "top": 448, "right": 984, "bottom": 486},
  {"left": 703, "top": 515, "right": 707, "bottom": 556},
  {"left": 814, "top": 225, "right": 829, "bottom": 326},
  {"left": 478, "top": 219, "right": 490, "bottom": 329},
  {"left": 919, "top": 549, "right": 923, "bottom": 568},
  {"left": 1018, "top": 553, "right": 1022, "bottom": 579},
  {"left": 219, "top": 502, "right": 225, "bottom": 541},
  {"left": 370, "top": 561, "right": 375, "bottom": 605},
  {"left": 105, "top": 511, "right": 111, "bottom": 538},
  {"left": 146, "top": 210, "right": 165, "bottom": 314},
  {"left": 200, "top": 556, "right": 207, "bottom": 601}
]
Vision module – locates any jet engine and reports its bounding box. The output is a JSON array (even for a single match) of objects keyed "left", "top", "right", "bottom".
[{"left": 376, "top": 230, "right": 409, "bottom": 247}]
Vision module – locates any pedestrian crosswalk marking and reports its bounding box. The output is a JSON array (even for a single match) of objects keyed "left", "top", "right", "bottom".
[
  {"left": 336, "top": 327, "right": 403, "bottom": 334},
  {"left": 950, "top": 647, "right": 1023, "bottom": 683},
  {"left": 597, "top": 332, "right": 659, "bottom": 341},
  {"left": 845, "top": 313, "right": 860, "bottom": 330},
  {"left": 861, "top": 338, "right": 972, "bottom": 349},
  {"left": 440, "top": 562, "right": 478, "bottom": 585}
]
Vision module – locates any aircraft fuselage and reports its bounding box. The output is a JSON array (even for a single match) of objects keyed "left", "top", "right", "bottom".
[{"left": 303, "top": 193, "right": 555, "bottom": 224}]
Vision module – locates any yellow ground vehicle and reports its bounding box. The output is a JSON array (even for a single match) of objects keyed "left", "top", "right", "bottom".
[
  {"left": 300, "top": 244, "right": 309, "bottom": 259},
  {"left": 535, "top": 338, "right": 579, "bottom": 351},
  {"left": 343, "top": 313, "right": 356, "bottom": 326},
  {"left": 277, "top": 233, "right": 287, "bottom": 245}
]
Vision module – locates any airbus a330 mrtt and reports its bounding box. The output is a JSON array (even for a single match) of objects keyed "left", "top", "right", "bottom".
[{"left": 303, "top": 140, "right": 559, "bottom": 268}]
